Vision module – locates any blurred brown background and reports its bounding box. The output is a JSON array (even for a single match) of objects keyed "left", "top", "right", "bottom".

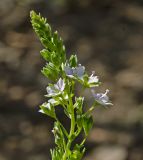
[{"left": 0, "top": 0, "right": 143, "bottom": 160}]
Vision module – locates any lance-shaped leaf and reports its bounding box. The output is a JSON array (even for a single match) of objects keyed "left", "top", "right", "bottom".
[
  {"left": 69, "top": 54, "right": 78, "bottom": 67},
  {"left": 82, "top": 115, "right": 93, "bottom": 136}
]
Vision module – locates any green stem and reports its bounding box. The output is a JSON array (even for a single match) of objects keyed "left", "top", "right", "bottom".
[{"left": 62, "top": 83, "right": 75, "bottom": 160}]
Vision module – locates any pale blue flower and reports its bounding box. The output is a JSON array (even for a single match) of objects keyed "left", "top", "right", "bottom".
[
  {"left": 64, "top": 64, "right": 85, "bottom": 79},
  {"left": 46, "top": 78, "right": 65, "bottom": 97},
  {"left": 92, "top": 89, "right": 112, "bottom": 105}
]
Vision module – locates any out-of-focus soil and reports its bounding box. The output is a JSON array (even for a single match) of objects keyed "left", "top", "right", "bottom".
[{"left": 0, "top": 0, "right": 143, "bottom": 160}]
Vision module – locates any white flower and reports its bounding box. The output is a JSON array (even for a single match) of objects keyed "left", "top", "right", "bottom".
[
  {"left": 92, "top": 89, "right": 113, "bottom": 106},
  {"left": 46, "top": 78, "right": 65, "bottom": 97},
  {"left": 39, "top": 109, "right": 44, "bottom": 114},
  {"left": 88, "top": 71, "right": 99, "bottom": 84},
  {"left": 64, "top": 64, "right": 85, "bottom": 79}
]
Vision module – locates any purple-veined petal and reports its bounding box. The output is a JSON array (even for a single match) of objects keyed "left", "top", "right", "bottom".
[
  {"left": 57, "top": 78, "right": 65, "bottom": 91},
  {"left": 74, "top": 64, "right": 85, "bottom": 78},
  {"left": 46, "top": 78, "right": 65, "bottom": 97}
]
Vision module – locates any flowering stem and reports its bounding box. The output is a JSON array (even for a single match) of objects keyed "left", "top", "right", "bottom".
[{"left": 30, "top": 10, "right": 112, "bottom": 160}]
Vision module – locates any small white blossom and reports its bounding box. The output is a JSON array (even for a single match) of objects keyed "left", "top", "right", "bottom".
[
  {"left": 39, "top": 109, "right": 44, "bottom": 114},
  {"left": 88, "top": 71, "right": 99, "bottom": 84},
  {"left": 92, "top": 89, "right": 113, "bottom": 106},
  {"left": 46, "top": 78, "right": 65, "bottom": 97}
]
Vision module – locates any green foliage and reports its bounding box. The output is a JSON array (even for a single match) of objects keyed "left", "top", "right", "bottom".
[
  {"left": 69, "top": 54, "right": 78, "bottom": 67},
  {"left": 82, "top": 115, "right": 93, "bottom": 136},
  {"left": 30, "top": 10, "right": 112, "bottom": 160}
]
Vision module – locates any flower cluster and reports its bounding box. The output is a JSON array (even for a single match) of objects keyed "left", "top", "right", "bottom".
[
  {"left": 64, "top": 64, "right": 99, "bottom": 87},
  {"left": 64, "top": 64, "right": 85, "bottom": 79},
  {"left": 45, "top": 65, "right": 111, "bottom": 107}
]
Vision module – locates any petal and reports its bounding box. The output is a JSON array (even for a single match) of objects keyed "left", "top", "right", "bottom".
[
  {"left": 39, "top": 109, "right": 44, "bottom": 114},
  {"left": 74, "top": 65, "right": 85, "bottom": 78},
  {"left": 101, "top": 94, "right": 109, "bottom": 102},
  {"left": 58, "top": 78, "right": 65, "bottom": 91},
  {"left": 67, "top": 75, "right": 75, "bottom": 78},
  {"left": 46, "top": 86, "right": 59, "bottom": 97},
  {"left": 88, "top": 76, "right": 99, "bottom": 83},
  {"left": 54, "top": 84, "right": 60, "bottom": 90},
  {"left": 64, "top": 66, "right": 73, "bottom": 76},
  {"left": 48, "top": 99, "right": 58, "bottom": 105},
  {"left": 46, "top": 86, "right": 56, "bottom": 94}
]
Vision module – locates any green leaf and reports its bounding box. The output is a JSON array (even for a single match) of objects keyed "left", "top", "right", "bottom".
[
  {"left": 40, "top": 49, "right": 51, "bottom": 61},
  {"left": 76, "top": 114, "right": 82, "bottom": 131},
  {"left": 50, "top": 147, "right": 63, "bottom": 160},
  {"left": 82, "top": 115, "right": 93, "bottom": 136},
  {"left": 69, "top": 54, "right": 78, "bottom": 67},
  {"left": 51, "top": 51, "right": 61, "bottom": 66},
  {"left": 41, "top": 62, "right": 59, "bottom": 81},
  {"left": 74, "top": 97, "right": 84, "bottom": 114},
  {"left": 70, "top": 144, "right": 85, "bottom": 160},
  {"left": 70, "top": 150, "right": 82, "bottom": 160}
]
